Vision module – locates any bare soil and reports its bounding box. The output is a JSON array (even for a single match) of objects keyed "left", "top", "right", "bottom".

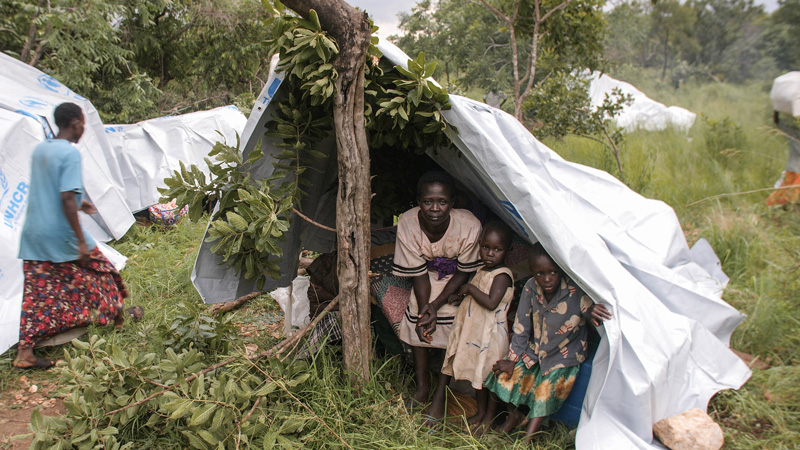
[{"left": 0, "top": 373, "right": 64, "bottom": 449}]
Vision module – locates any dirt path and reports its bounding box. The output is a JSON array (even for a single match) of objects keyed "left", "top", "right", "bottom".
[{"left": 0, "top": 374, "right": 64, "bottom": 449}]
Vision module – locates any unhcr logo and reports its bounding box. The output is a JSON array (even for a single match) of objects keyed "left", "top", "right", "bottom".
[
  {"left": 3, "top": 181, "right": 29, "bottom": 230},
  {"left": 37, "top": 74, "right": 86, "bottom": 101}
]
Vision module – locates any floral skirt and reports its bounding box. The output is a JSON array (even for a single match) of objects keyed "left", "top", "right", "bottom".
[
  {"left": 484, "top": 360, "right": 580, "bottom": 419},
  {"left": 19, "top": 248, "right": 128, "bottom": 350}
]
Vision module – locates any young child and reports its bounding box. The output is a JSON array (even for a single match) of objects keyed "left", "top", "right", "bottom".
[
  {"left": 484, "top": 242, "right": 612, "bottom": 443},
  {"left": 425, "top": 221, "right": 514, "bottom": 428}
]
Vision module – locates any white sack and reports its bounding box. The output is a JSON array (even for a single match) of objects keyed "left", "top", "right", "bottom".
[
  {"left": 191, "top": 40, "right": 750, "bottom": 449},
  {"left": 270, "top": 276, "right": 311, "bottom": 329},
  {"left": 587, "top": 71, "right": 696, "bottom": 132},
  {"left": 770, "top": 71, "right": 800, "bottom": 118},
  {"left": 105, "top": 106, "right": 247, "bottom": 212}
]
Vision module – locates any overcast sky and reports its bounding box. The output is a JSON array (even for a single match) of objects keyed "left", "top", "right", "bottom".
[{"left": 348, "top": 0, "right": 780, "bottom": 39}]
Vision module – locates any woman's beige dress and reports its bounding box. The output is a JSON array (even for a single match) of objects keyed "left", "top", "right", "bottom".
[{"left": 392, "top": 207, "right": 481, "bottom": 349}]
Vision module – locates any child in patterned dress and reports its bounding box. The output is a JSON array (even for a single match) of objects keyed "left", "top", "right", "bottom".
[
  {"left": 425, "top": 221, "right": 514, "bottom": 429},
  {"left": 484, "top": 242, "right": 612, "bottom": 443}
]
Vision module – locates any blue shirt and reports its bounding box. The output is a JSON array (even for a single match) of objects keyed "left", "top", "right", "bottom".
[{"left": 18, "top": 139, "right": 96, "bottom": 262}]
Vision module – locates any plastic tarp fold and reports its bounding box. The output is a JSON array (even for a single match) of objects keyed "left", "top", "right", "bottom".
[
  {"left": 105, "top": 106, "right": 247, "bottom": 213},
  {"left": 191, "top": 41, "right": 749, "bottom": 448},
  {"left": 770, "top": 71, "right": 800, "bottom": 118},
  {"left": 587, "top": 71, "right": 696, "bottom": 132}
]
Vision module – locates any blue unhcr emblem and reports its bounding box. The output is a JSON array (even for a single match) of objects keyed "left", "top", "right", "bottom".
[
  {"left": 14, "top": 110, "right": 54, "bottom": 138},
  {"left": 499, "top": 200, "right": 529, "bottom": 238},
  {"left": 37, "top": 74, "right": 63, "bottom": 93},
  {"left": 19, "top": 97, "right": 49, "bottom": 109}
]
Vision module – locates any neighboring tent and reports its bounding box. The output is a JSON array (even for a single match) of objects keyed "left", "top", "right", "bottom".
[
  {"left": 192, "top": 41, "right": 750, "bottom": 449},
  {"left": 0, "top": 54, "right": 247, "bottom": 354},
  {"left": 587, "top": 71, "right": 697, "bottom": 132},
  {"left": 105, "top": 106, "right": 247, "bottom": 213},
  {"left": 770, "top": 71, "right": 800, "bottom": 118}
]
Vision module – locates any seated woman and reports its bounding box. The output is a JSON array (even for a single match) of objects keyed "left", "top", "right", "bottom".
[
  {"left": 14, "top": 103, "right": 134, "bottom": 370},
  {"left": 392, "top": 171, "right": 482, "bottom": 407}
]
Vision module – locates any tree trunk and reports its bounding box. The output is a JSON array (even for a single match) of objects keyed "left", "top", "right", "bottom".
[{"left": 281, "top": 0, "right": 372, "bottom": 383}]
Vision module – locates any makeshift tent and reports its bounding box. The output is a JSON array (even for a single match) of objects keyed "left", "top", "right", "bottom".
[
  {"left": 0, "top": 54, "right": 247, "bottom": 355},
  {"left": 192, "top": 41, "right": 750, "bottom": 449},
  {"left": 587, "top": 71, "right": 696, "bottom": 132},
  {"left": 104, "top": 106, "right": 247, "bottom": 213}
]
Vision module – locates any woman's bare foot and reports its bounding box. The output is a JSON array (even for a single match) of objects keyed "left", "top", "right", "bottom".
[
  {"left": 13, "top": 347, "right": 55, "bottom": 370},
  {"left": 13, "top": 347, "right": 37, "bottom": 366}
]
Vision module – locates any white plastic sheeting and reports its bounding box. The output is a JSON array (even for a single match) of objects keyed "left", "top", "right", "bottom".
[
  {"left": 192, "top": 41, "right": 750, "bottom": 449},
  {"left": 105, "top": 106, "right": 247, "bottom": 213},
  {"left": 771, "top": 71, "right": 800, "bottom": 118},
  {"left": 587, "top": 71, "right": 697, "bottom": 132},
  {"left": 0, "top": 53, "right": 247, "bottom": 355}
]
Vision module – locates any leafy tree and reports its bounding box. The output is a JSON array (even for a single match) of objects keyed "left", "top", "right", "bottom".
[
  {"left": 0, "top": 0, "right": 275, "bottom": 123},
  {"left": 763, "top": 0, "right": 800, "bottom": 72},
  {"left": 649, "top": 0, "right": 699, "bottom": 80},
  {"left": 0, "top": 0, "right": 161, "bottom": 122},
  {"left": 162, "top": 1, "right": 454, "bottom": 381},
  {"left": 604, "top": 1, "right": 657, "bottom": 67}
]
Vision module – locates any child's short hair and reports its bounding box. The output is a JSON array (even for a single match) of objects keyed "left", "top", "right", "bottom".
[
  {"left": 54, "top": 102, "right": 83, "bottom": 129},
  {"left": 416, "top": 170, "right": 456, "bottom": 200},
  {"left": 482, "top": 219, "right": 513, "bottom": 248},
  {"left": 530, "top": 242, "right": 558, "bottom": 268}
]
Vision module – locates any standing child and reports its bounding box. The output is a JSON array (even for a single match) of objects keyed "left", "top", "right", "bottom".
[
  {"left": 425, "top": 221, "right": 514, "bottom": 429},
  {"left": 484, "top": 242, "right": 612, "bottom": 443}
]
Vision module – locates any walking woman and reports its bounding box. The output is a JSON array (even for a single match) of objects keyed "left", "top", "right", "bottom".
[{"left": 13, "top": 103, "right": 134, "bottom": 370}]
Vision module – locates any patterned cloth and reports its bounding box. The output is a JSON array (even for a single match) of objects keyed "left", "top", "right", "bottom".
[
  {"left": 484, "top": 360, "right": 580, "bottom": 419},
  {"left": 392, "top": 207, "right": 481, "bottom": 349},
  {"left": 441, "top": 266, "right": 514, "bottom": 389},
  {"left": 149, "top": 201, "right": 189, "bottom": 228},
  {"left": 765, "top": 171, "right": 800, "bottom": 206},
  {"left": 19, "top": 247, "right": 127, "bottom": 350},
  {"left": 373, "top": 274, "right": 412, "bottom": 334},
  {"left": 510, "top": 276, "right": 595, "bottom": 375},
  {"left": 297, "top": 311, "right": 343, "bottom": 360}
]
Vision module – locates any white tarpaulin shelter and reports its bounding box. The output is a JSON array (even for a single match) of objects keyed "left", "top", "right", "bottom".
[
  {"left": 587, "top": 71, "right": 697, "bottom": 132},
  {"left": 105, "top": 106, "right": 247, "bottom": 213},
  {"left": 771, "top": 71, "right": 800, "bottom": 118},
  {"left": 192, "top": 41, "right": 750, "bottom": 449},
  {"left": 0, "top": 53, "right": 246, "bottom": 355}
]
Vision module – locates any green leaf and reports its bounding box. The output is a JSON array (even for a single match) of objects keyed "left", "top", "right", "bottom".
[{"left": 190, "top": 404, "right": 217, "bottom": 427}]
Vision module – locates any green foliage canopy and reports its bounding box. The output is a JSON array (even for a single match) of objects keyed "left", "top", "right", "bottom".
[{"left": 0, "top": 0, "right": 275, "bottom": 122}]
